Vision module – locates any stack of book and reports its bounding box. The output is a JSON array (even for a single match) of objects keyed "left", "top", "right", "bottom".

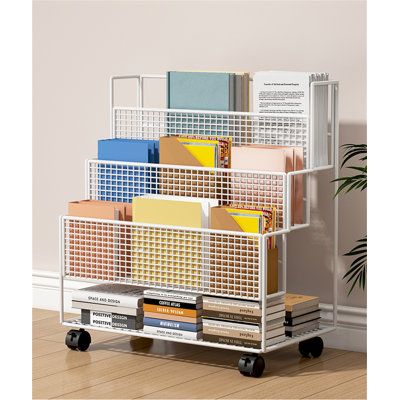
[
  {"left": 202, "top": 294, "right": 286, "bottom": 348},
  {"left": 72, "top": 283, "right": 144, "bottom": 330},
  {"left": 143, "top": 289, "right": 203, "bottom": 341},
  {"left": 284, "top": 293, "right": 320, "bottom": 337}
]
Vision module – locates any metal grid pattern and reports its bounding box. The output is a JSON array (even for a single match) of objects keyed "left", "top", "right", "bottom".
[
  {"left": 88, "top": 160, "right": 287, "bottom": 229},
  {"left": 112, "top": 107, "right": 309, "bottom": 165},
  {"left": 62, "top": 217, "right": 265, "bottom": 300}
]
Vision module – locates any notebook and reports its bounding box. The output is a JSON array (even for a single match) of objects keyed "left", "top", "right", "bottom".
[{"left": 167, "top": 71, "right": 235, "bottom": 111}]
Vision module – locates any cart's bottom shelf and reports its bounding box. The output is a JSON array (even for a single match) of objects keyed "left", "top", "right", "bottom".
[{"left": 62, "top": 318, "right": 335, "bottom": 354}]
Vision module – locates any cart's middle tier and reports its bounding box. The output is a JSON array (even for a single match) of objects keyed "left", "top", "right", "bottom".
[{"left": 86, "top": 159, "right": 308, "bottom": 231}]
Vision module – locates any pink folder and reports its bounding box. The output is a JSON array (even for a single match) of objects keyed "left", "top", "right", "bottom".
[{"left": 231, "top": 146, "right": 303, "bottom": 225}]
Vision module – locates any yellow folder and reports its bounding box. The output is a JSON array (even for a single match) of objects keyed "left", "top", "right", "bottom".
[
  {"left": 131, "top": 197, "right": 204, "bottom": 288},
  {"left": 176, "top": 137, "right": 218, "bottom": 168},
  {"left": 132, "top": 197, "right": 203, "bottom": 228}
]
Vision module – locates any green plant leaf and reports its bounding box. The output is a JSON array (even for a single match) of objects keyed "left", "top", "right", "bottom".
[
  {"left": 343, "top": 235, "right": 367, "bottom": 295},
  {"left": 340, "top": 144, "right": 367, "bottom": 168}
]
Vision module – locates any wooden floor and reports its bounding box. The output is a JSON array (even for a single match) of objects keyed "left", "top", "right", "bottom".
[{"left": 33, "top": 309, "right": 366, "bottom": 399}]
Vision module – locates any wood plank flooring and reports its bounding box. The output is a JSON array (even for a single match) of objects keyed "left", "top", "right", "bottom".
[{"left": 32, "top": 309, "right": 366, "bottom": 399}]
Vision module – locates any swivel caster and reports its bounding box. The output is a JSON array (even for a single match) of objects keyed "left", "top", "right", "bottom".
[
  {"left": 238, "top": 354, "right": 265, "bottom": 377},
  {"left": 298, "top": 337, "right": 324, "bottom": 358},
  {"left": 65, "top": 328, "right": 91, "bottom": 351}
]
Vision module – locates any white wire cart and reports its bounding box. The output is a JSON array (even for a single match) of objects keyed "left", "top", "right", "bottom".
[{"left": 60, "top": 74, "right": 339, "bottom": 377}]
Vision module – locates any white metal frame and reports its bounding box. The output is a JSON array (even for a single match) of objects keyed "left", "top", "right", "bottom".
[{"left": 60, "top": 74, "right": 339, "bottom": 355}]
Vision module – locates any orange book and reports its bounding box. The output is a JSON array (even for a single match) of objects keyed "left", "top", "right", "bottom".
[{"left": 143, "top": 304, "right": 202, "bottom": 318}]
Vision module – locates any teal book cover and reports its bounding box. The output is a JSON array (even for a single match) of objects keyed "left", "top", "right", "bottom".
[{"left": 167, "top": 71, "right": 235, "bottom": 111}]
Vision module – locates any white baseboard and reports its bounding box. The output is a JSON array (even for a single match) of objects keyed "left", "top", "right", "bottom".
[{"left": 32, "top": 269, "right": 366, "bottom": 352}]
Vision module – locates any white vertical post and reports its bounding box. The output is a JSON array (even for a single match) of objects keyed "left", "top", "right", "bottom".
[
  {"left": 309, "top": 83, "right": 315, "bottom": 169},
  {"left": 260, "top": 235, "right": 266, "bottom": 353},
  {"left": 109, "top": 76, "right": 115, "bottom": 138},
  {"left": 84, "top": 159, "right": 88, "bottom": 199},
  {"left": 332, "top": 83, "right": 339, "bottom": 328},
  {"left": 282, "top": 233, "right": 287, "bottom": 292},
  {"left": 59, "top": 216, "right": 65, "bottom": 324}
]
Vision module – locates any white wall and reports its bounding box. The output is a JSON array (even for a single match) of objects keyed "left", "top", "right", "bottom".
[{"left": 33, "top": 0, "right": 366, "bottom": 308}]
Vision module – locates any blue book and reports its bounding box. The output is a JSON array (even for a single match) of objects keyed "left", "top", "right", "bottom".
[
  {"left": 144, "top": 317, "right": 201, "bottom": 332},
  {"left": 97, "top": 139, "right": 159, "bottom": 202},
  {"left": 98, "top": 139, "right": 159, "bottom": 163}
]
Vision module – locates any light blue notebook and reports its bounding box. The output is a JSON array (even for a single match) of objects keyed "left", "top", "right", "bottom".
[{"left": 167, "top": 71, "right": 235, "bottom": 111}]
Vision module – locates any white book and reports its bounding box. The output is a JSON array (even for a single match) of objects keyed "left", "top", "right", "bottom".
[
  {"left": 144, "top": 294, "right": 201, "bottom": 305},
  {"left": 266, "top": 310, "right": 285, "bottom": 322},
  {"left": 266, "top": 334, "right": 287, "bottom": 347},
  {"left": 253, "top": 71, "right": 329, "bottom": 166},
  {"left": 266, "top": 318, "right": 285, "bottom": 331},
  {"left": 203, "top": 295, "right": 284, "bottom": 310},
  {"left": 203, "top": 296, "right": 260, "bottom": 309},
  {"left": 203, "top": 318, "right": 259, "bottom": 331},
  {"left": 72, "top": 300, "right": 143, "bottom": 316},
  {"left": 265, "top": 326, "right": 286, "bottom": 340},
  {"left": 143, "top": 289, "right": 202, "bottom": 302},
  {"left": 72, "top": 284, "right": 144, "bottom": 308},
  {"left": 143, "top": 325, "right": 203, "bottom": 340}
]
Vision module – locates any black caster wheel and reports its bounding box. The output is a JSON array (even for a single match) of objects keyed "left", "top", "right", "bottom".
[
  {"left": 65, "top": 328, "right": 91, "bottom": 351},
  {"left": 298, "top": 337, "right": 324, "bottom": 358},
  {"left": 238, "top": 354, "right": 265, "bottom": 377}
]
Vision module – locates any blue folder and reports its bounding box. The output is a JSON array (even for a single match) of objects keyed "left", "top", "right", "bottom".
[{"left": 97, "top": 139, "right": 159, "bottom": 203}]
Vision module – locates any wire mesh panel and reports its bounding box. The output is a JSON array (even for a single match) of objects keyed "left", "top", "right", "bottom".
[
  {"left": 112, "top": 107, "right": 309, "bottom": 165},
  {"left": 62, "top": 217, "right": 265, "bottom": 300},
  {"left": 87, "top": 160, "right": 287, "bottom": 229}
]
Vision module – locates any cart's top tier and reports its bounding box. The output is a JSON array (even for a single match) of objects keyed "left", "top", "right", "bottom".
[{"left": 109, "top": 74, "right": 339, "bottom": 170}]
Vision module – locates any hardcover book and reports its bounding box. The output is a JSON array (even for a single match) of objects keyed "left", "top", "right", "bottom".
[
  {"left": 143, "top": 304, "right": 202, "bottom": 318},
  {"left": 72, "top": 300, "right": 143, "bottom": 316},
  {"left": 203, "top": 334, "right": 286, "bottom": 348},
  {"left": 143, "top": 289, "right": 202, "bottom": 302},
  {"left": 167, "top": 71, "right": 235, "bottom": 111},
  {"left": 144, "top": 298, "right": 202, "bottom": 310},
  {"left": 72, "top": 284, "right": 144, "bottom": 308},
  {"left": 81, "top": 309, "right": 143, "bottom": 330},
  {"left": 285, "top": 293, "right": 319, "bottom": 312},
  {"left": 143, "top": 317, "right": 201, "bottom": 332},
  {"left": 143, "top": 325, "right": 203, "bottom": 340},
  {"left": 144, "top": 311, "right": 202, "bottom": 324},
  {"left": 285, "top": 320, "right": 320, "bottom": 337},
  {"left": 284, "top": 310, "right": 320, "bottom": 327}
]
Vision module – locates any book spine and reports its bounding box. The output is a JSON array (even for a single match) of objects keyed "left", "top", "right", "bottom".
[
  {"left": 143, "top": 317, "right": 200, "bottom": 332},
  {"left": 144, "top": 294, "right": 199, "bottom": 305},
  {"left": 143, "top": 290, "right": 201, "bottom": 302},
  {"left": 143, "top": 325, "right": 202, "bottom": 340},
  {"left": 203, "top": 334, "right": 261, "bottom": 349},
  {"left": 72, "top": 301, "right": 142, "bottom": 316},
  {"left": 81, "top": 309, "right": 143, "bottom": 330},
  {"left": 203, "top": 302, "right": 261, "bottom": 317},
  {"left": 144, "top": 298, "right": 200, "bottom": 310},
  {"left": 143, "top": 304, "right": 201, "bottom": 318},
  {"left": 202, "top": 309, "right": 261, "bottom": 324},
  {"left": 203, "top": 326, "right": 261, "bottom": 341},
  {"left": 73, "top": 291, "right": 143, "bottom": 308},
  {"left": 144, "top": 311, "right": 201, "bottom": 324},
  {"left": 284, "top": 316, "right": 320, "bottom": 327}
]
